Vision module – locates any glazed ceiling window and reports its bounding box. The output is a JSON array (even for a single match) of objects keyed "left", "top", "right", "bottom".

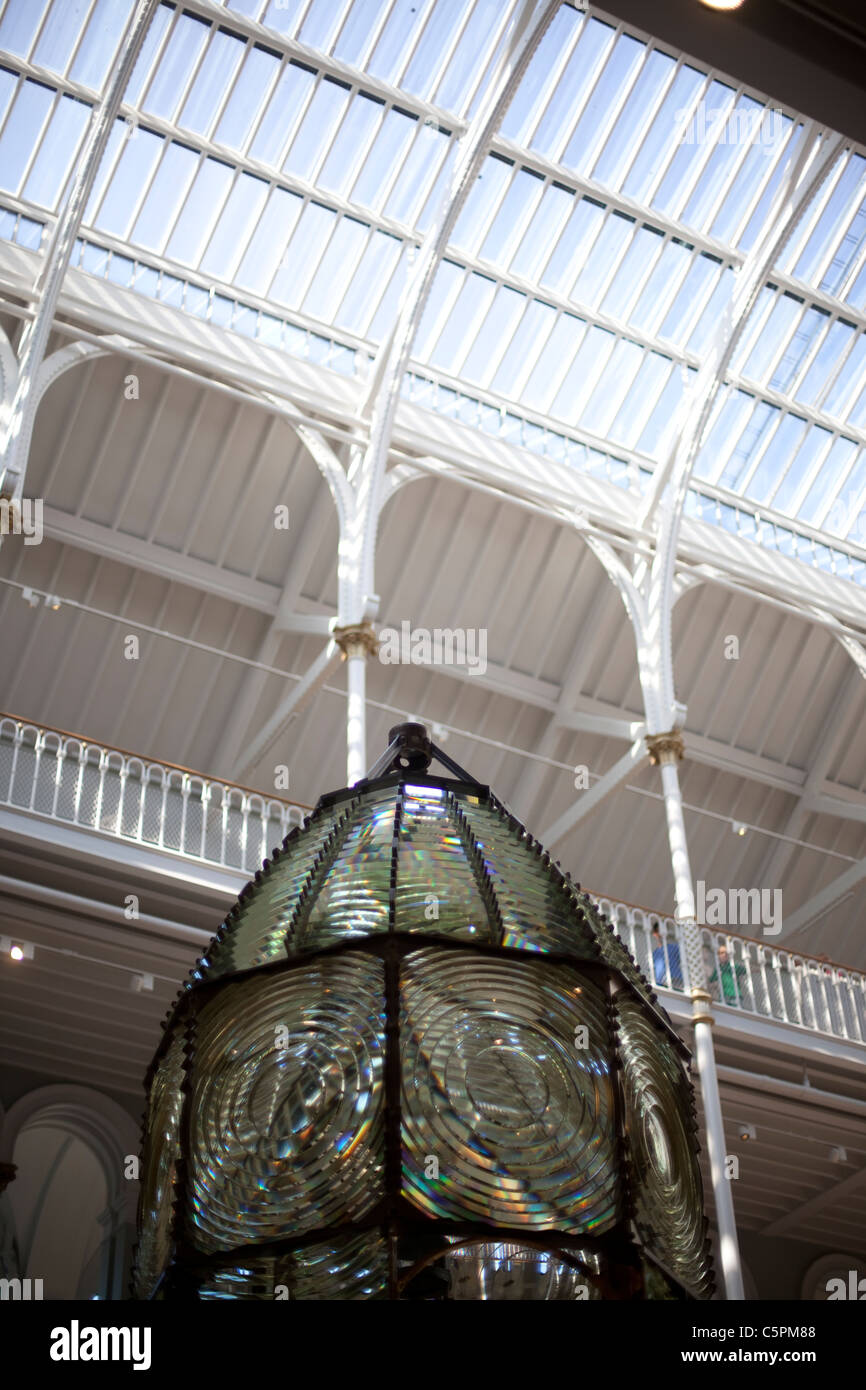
[{"left": 0, "top": 0, "right": 864, "bottom": 565}]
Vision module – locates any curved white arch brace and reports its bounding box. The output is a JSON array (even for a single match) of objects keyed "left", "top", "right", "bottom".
[{"left": 2, "top": 1084, "right": 140, "bottom": 1222}]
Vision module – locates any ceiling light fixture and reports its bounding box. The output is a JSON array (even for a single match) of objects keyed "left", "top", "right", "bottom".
[
  {"left": 732, "top": 821, "right": 748, "bottom": 836},
  {"left": 699, "top": 0, "right": 746, "bottom": 10},
  {"left": 1, "top": 936, "right": 34, "bottom": 961},
  {"left": 21, "top": 587, "right": 40, "bottom": 608},
  {"left": 738, "top": 1122, "right": 756, "bottom": 1141}
]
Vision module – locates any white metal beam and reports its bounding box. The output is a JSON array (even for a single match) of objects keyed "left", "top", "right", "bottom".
[{"left": 540, "top": 739, "right": 647, "bottom": 849}]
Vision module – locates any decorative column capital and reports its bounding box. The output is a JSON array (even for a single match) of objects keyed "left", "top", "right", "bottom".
[
  {"left": 645, "top": 729, "right": 685, "bottom": 765},
  {"left": 689, "top": 988, "right": 714, "bottom": 1026},
  {"left": 0, "top": 1161, "right": 17, "bottom": 1194},
  {"left": 332, "top": 621, "right": 378, "bottom": 660}
]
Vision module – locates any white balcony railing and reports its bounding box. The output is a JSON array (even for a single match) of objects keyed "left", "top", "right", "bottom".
[
  {"left": 0, "top": 714, "right": 309, "bottom": 875},
  {"left": 1, "top": 715, "right": 863, "bottom": 1046},
  {"left": 595, "top": 895, "right": 866, "bottom": 1047}
]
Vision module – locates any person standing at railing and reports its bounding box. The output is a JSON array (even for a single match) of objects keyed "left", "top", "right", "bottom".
[
  {"left": 709, "top": 943, "right": 747, "bottom": 1006},
  {"left": 652, "top": 926, "right": 684, "bottom": 990}
]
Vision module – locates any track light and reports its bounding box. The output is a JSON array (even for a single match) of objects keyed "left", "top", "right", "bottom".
[
  {"left": 737, "top": 1122, "right": 756, "bottom": 1142},
  {"left": 732, "top": 821, "right": 748, "bottom": 836},
  {"left": 21, "top": 587, "right": 39, "bottom": 608}
]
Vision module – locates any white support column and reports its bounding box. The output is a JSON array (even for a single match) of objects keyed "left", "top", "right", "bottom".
[
  {"left": 0, "top": 0, "right": 159, "bottom": 504},
  {"left": 333, "top": 623, "right": 379, "bottom": 786},
  {"left": 649, "top": 734, "right": 745, "bottom": 1302}
]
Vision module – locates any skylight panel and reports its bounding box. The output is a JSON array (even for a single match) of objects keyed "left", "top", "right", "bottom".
[
  {"left": 742, "top": 411, "right": 809, "bottom": 502},
  {"left": 824, "top": 449, "right": 866, "bottom": 539},
  {"left": 824, "top": 332, "right": 866, "bottom": 420},
  {"left": 178, "top": 26, "right": 245, "bottom": 138},
  {"left": 769, "top": 305, "right": 827, "bottom": 395},
  {"left": 298, "top": 0, "right": 353, "bottom": 54},
  {"left": 489, "top": 297, "right": 557, "bottom": 399},
  {"left": 91, "top": 126, "right": 162, "bottom": 237},
  {"left": 214, "top": 44, "right": 279, "bottom": 152},
  {"left": 271, "top": 200, "right": 338, "bottom": 307},
  {"left": 382, "top": 117, "right": 449, "bottom": 226},
  {"left": 124, "top": 2, "right": 172, "bottom": 107},
  {"left": 401, "top": 0, "right": 467, "bottom": 105},
  {"left": 62, "top": 0, "right": 127, "bottom": 88},
  {"left": 282, "top": 76, "right": 351, "bottom": 184},
  {"left": 738, "top": 291, "right": 801, "bottom": 383},
  {"left": 332, "top": 0, "right": 391, "bottom": 69},
  {"left": 254, "top": 0, "right": 305, "bottom": 36},
  {"left": 333, "top": 229, "right": 403, "bottom": 336},
  {"left": 560, "top": 31, "right": 645, "bottom": 177},
  {"left": 788, "top": 151, "right": 864, "bottom": 288},
  {"left": 31, "top": 0, "right": 92, "bottom": 79},
  {"left": 629, "top": 237, "right": 693, "bottom": 337},
  {"left": 480, "top": 166, "right": 544, "bottom": 268},
  {"left": 620, "top": 65, "right": 705, "bottom": 206},
  {"left": 556, "top": 321, "right": 619, "bottom": 423},
  {"left": 433, "top": 0, "right": 507, "bottom": 117},
  {"left": 350, "top": 103, "right": 416, "bottom": 211},
  {"left": 0, "top": 79, "right": 55, "bottom": 197},
  {"left": 429, "top": 270, "right": 496, "bottom": 373},
  {"left": 0, "top": 67, "right": 16, "bottom": 130},
  {"left": 200, "top": 170, "right": 269, "bottom": 281},
  {"left": 318, "top": 92, "right": 385, "bottom": 198},
  {"left": 132, "top": 141, "right": 199, "bottom": 253},
  {"left": 610, "top": 351, "right": 675, "bottom": 449},
  {"left": 451, "top": 153, "right": 511, "bottom": 253},
  {"left": 535, "top": 15, "right": 615, "bottom": 161},
  {"left": 166, "top": 156, "right": 234, "bottom": 265},
  {"left": 636, "top": 363, "right": 692, "bottom": 458},
  {"left": 509, "top": 181, "right": 572, "bottom": 283},
  {"left": 679, "top": 94, "right": 769, "bottom": 234},
  {"left": 591, "top": 47, "right": 676, "bottom": 191},
  {"left": 366, "top": 245, "right": 409, "bottom": 340},
  {"left": 500, "top": 4, "right": 581, "bottom": 147},
  {"left": 0, "top": 0, "right": 51, "bottom": 61},
  {"left": 797, "top": 318, "right": 854, "bottom": 406},
  {"left": 22, "top": 91, "right": 90, "bottom": 210},
  {"left": 579, "top": 337, "right": 645, "bottom": 436},
  {"left": 249, "top": 61, "right": 315, "bottom": 167},
  {"left": 709, "top": 113, "right": 795, "bottom": 246},
  {"left": 770, "top": 422, "right": 833, "bottom": 515},
  {"left": 302, "top": 214, "right": 369, "bottom": 322},
  {"left": 795, "top": 436, "right": 858, "bottom": 529},
  {"left": 685, "top": 264, "right": 735, "bottom": 355},
  {"left": 539, "top": 194, "right": 603, "bottom": 297},
  {"left": 696, "top": 389, "right": 756, "bottom": 485},
  {"left": 459, "top": 284, "right": 527, "bottom": 386},
  {"left": 600, "top": 223, "right": 664, "bottom": 322},
  {"left": 511, "top": 308, "right": 585, "bottom": 412},
  {"left": 367, "top": 0, "right": 435, "bottom": 88},
  {"left": 141, "top": 11, "right": 209, "bottom": 123},
  {"left": 571, "top": 209, "right": 634, "bottom": 310},
  {"left": 651, "top": 78, "right": 735, "bottom": 218},
  {"left": 235, "top": 184, "right": 303, "bottom": 294}
]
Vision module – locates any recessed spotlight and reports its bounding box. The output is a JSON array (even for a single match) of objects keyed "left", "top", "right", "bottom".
[{"left": 1, "top": 936, "right": 34, "bottom": 961}]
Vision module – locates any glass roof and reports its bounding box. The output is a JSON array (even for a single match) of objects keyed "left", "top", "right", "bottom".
[{"left": 0, "top": 0, "right": 865, "bottom": 580}]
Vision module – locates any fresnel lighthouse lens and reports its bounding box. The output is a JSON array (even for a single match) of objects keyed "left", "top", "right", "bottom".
[{"left": 133, "top": 723, "right": 714, "bottom": 1300}]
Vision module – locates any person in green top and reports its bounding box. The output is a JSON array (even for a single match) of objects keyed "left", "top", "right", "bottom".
[{"left": 710, "top": 943, "right": 747, "bottom": 1004}]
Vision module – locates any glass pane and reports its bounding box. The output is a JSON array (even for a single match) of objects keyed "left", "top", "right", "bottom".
[{"left": 22, "top": 91, "right": 90, "bottom": 209}]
